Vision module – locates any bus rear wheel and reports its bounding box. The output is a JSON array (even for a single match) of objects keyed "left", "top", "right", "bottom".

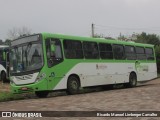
[
  {"left": 35, "top": 91, "right": 49, "bottom": 98},
  {"left": 67, "top": 76, "right": 80, "bottom": 95},
  {"left": 127, "top": 73, "right": 137, "bottom": 88}
]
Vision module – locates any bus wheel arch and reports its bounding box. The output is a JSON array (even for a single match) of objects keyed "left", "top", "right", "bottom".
[
  {"left": 67, "top": 74, "right": 81, "bottom": 95},
  {"left": 128, "top": 71, "right": 137, "bottom": 88}
]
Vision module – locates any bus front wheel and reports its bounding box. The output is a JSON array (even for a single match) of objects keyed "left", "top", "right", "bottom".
[
  {"left": 35, "top": 91, "right": 49, "bottom": 98},
  {"left": 67, "top": 76, "right": 80, "bottom": 95}
]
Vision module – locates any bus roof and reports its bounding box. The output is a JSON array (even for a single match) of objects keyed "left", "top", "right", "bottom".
[
  {"left": 11, "top": 33, "right": 154, "bottom": 48},
  {"left": 41, "top": 33, "right": 154, "bottom": 48},
  {"left": 0, "top": 45, "right": 9, "bottom": 48}
]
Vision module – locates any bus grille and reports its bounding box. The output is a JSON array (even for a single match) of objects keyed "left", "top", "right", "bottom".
[{"left": 15, "top": 74, "right": 33, "bottom": 80}]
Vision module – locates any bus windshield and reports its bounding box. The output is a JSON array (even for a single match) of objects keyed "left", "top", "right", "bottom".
[{"left": 10, "top": 42, "right": 43, "bottom": 74}]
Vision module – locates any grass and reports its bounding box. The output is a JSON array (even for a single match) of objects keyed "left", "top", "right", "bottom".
[
  {"left": 0, "top": 91, "right": 26, "bottom": 102},
  {"left": 0, "top": 81, "right": 26, "bottom": 102}
]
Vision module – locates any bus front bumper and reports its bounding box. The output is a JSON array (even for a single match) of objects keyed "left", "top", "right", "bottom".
[{"left": 10, "top": 79, "right": 48, "bottom": 94}]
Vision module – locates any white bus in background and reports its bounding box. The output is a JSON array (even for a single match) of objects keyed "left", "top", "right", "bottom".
[{"left": 0, "top": 45, "right": 9, "bottom": 83}]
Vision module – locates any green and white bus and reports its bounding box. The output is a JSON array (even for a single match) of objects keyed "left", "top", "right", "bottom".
[
  {"left": 10, "top": 33, "right": 157, "bottom": 97},
  {"left": 0, "top": 45, "right": 9, "bottom": 83}
]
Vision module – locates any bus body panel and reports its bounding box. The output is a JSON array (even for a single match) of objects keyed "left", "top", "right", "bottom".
[
  {"left": 0, "top": 64, "right": 7, "bottom": 73},
  {"left": 53, "top": 62, "right": 157, "bottom": 90},
  {"left": 136, "top": 62, "right": 157, "bottom": 81}
]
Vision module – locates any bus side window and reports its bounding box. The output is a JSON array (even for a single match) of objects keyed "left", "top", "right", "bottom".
[
  {"left": 145, "top": 48, "right": 154, "bottom": 60},
  {"left": 83, "top": 42, "right": 99, "bottom": 59},
  {"left": 135, "top": 47, "right": 146, "bottom": 60},
  {"left": 99, "top": 43, "right": 113, "bottom": 59},
  {"left": 113, "top": 44, "right": 125, "bottom": 60},
  {"left": 125, "top": 45, "right": 136, "bottom": 60},
  {"left": 63, "top": 40, "right": 83, "bottom": 59}
]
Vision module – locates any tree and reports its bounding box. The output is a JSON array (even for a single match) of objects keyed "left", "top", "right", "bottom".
[
  {"left": 7, "top": 26, "right": 32, "bottom": 40},
  {"left": 135, "top": 32, "right": 160, "bottom": 46},
  {"left": 4, "top": 39, "right": 11, "bottom": 46},
  {"left": 0, "top": 39, "right": 3, "bottom": 45}
]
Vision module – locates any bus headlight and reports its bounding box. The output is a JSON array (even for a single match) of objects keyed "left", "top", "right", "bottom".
[{"left": 35, "top": 73, "right": 46, "bottom": 82}]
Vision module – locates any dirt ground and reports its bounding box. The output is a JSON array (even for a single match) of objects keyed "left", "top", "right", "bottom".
[
  {"left": 0, "top": 81, "right": 10, "bottom": 92},
  {"left": 0, "top": 79, "right": 160, "bottom": 120}
]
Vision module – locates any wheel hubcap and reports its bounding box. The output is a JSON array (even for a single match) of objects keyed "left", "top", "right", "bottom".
[
  {"left": 71, "top": 81, "right": 78, "bottom": 90},
  {"left": 130, "top": 75, "right": 136, "bottom": 86},
  {"left": 132, "top": 78, "right": 136, "bottom": 85}
]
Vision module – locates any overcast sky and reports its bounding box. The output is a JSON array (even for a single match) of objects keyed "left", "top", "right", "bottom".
[{"left": 0, "top": 0, "right": 160, "bottom": 40}]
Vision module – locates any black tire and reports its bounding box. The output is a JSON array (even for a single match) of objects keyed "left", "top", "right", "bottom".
[
  {"left": 35, "top": 91, "right": 49, "bottom": 98},
  {"left": 67, "top": 76, "right": 80, "bottom": 95},
  {"left": 127, "top": 73, "right": 137, "bottom": 88},
  {"left": 1, "top": 72, "right": 7, "bottom": 83}
]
